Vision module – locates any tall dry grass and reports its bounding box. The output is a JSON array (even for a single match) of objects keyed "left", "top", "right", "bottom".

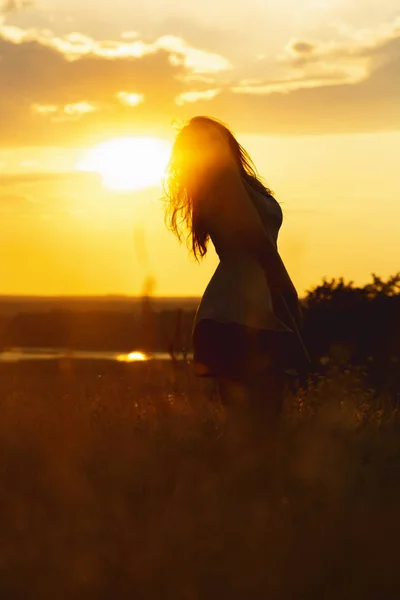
[{"left": 0, "top": 360, "right": 399, "bottom": 599}]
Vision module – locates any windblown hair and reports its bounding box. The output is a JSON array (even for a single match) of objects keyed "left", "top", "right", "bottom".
[{"left": 163, "top": 116, "right": 273, "bottom": 260}]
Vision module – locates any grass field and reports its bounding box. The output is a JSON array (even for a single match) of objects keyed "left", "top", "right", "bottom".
[{"left": 0, "top": 359, "right": 399, "bottom": 599}]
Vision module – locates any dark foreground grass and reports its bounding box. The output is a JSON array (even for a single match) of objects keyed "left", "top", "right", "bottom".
[{"left": 0, "top": 359, "right": 400, "bottom": 599}]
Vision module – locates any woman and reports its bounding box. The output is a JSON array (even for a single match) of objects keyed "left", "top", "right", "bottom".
[{"left": 163, "top": 116, "right": 309, "bottom": 437}]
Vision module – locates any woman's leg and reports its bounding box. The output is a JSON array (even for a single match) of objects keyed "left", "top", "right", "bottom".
[
  {"left": 217, "top": 368, "right": 286, "bottom": 446},
  {"left": 216, "top": 370, "right": 287, "bottom": 509},
  {"left": 194, "top": 320, "right": 288, "bottom": 441}
]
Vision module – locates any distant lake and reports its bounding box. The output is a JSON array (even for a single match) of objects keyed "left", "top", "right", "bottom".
[{"left": 0, "top": 348, "right": 191, "bottom": 363}]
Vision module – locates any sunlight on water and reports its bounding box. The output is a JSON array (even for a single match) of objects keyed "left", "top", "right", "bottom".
[
  {"left": 117, "top": 351, "right": 149, "bottom": 363},
  {"left": 0, "top": 348, "right": 189, "bottom": 363}
]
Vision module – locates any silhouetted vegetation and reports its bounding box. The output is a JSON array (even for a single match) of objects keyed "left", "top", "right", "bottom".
[
  {"left": 0, "top": 274, "right": 399, "bottom": 597},
  {"left": 302, "top": 273, "right": 400, "bottom": 400},
  {"left": 0, "top": 359, "right": 400, "bottom": 598}
]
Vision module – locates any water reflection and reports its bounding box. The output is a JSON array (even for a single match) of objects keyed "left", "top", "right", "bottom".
[
  {"left": 117, "top": 351, "right": 149, "bottom": 363},
  {"left": 0, "top": 348, "right": 191, "bottom": 363}
]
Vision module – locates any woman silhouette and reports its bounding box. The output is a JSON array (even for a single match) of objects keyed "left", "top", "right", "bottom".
[{"left": 164, "top": 116, "right": 309, "bottom": 436}]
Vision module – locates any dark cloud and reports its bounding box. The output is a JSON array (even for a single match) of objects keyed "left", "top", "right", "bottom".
[{"left": 290, "top": 40, "right": 316, "bottom": 55}]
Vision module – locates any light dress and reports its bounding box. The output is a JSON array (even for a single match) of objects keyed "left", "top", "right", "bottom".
[{"left": 192, "top": 170, "right": 299, "bottom": 378}]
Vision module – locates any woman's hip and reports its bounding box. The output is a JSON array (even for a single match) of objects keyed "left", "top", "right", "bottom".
[{"left": 192, "top": 318, "right": 293, "bottom": 379}]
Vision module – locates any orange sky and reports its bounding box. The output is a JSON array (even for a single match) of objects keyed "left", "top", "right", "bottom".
[{"left": 1, "top": 1, "right": 399, "bottom": 297}]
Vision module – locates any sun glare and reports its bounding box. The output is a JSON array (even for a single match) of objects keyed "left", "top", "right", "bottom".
[
  {"left": 117, "top": 351, "right": 149, "bottom": 362},
  {"left": 78, "top": 137, "right": 171, "bottom": 191}
]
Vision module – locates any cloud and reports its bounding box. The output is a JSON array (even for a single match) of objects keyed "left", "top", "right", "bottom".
[
  {"left": 0, "top": 17, "right": 400, "bottom": 143},
  {"left": 0, "top": 25, "right": 232, "bottom": 145},
  {"left": 188, "top": 38, "right": 400, "bottom": 135},
  {"left": 0, "top": 0, "right": 33, "bottom": 14},
  {"left": 0, "top": 25, "right": 231, "bottom": 73},
  {"left": 290, "top": 41, "right": 317, "bottom": 55},
  {"left": 175, "top": 88, "right": 221, "bottom": 106},
  {"left": 33, "top": 101, "right": 98, "bottom": 121},
  {"left": 173, "top": 17, "right": 400, "bottom": 135},
  {"left": 223, "top": 16, "right": 400, "bottom": 117},
  {"left": 156, "top": 35, "right": 231, "bottom": 74},
  {"left": 279, "top": 17, "right": 400, "bottom": 86},
  {"left": 230, "top": 72, "right": 350, "bottom": 95},
  {"left": 226, "top": 17, "right": 400, "bottom": 97},
  {"left": 0, "top": 30, "right": 185, "bottom": 145}
]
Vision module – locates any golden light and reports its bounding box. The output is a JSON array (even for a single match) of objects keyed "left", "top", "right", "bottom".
[
  {"left": 77, "top": 137, "right": 171, "bottom": 191},
  {"left": 117, "top": 91, "right": 144, "bottom": 107},
  {"left": 117, "top": 351, "right": 149, "bottom": 362}
]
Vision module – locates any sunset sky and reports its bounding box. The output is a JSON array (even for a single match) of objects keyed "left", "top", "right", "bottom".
[{"left": 1, "top": 0, "right": 399, "bottom": 297}]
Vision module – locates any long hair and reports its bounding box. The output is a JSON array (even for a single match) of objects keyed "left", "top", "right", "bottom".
[{"left": 162, "top": 116, "right": 273, "bottom": 261}]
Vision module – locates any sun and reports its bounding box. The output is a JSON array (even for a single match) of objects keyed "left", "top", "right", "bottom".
[{"left": 77, "top": 137, "right": 172, "bottom": 191}]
